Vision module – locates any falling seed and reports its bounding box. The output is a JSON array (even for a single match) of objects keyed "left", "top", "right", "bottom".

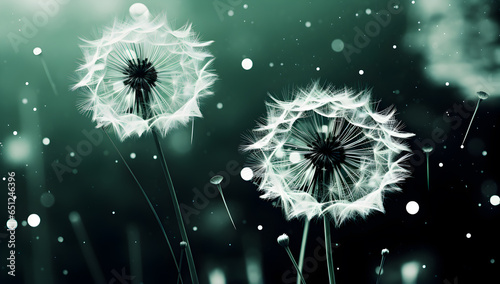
[
  {"left": 461, "top": 91, "right": 489, "bottom": 148},
  {"left": 422, "top": 145, "right": 433, "bottom": 190},
  {"left": 210, "top": 175, "right": 236, "bottom": 229},
  {"left": 35, "top": 48, "right": 59, "bottom": 96}
]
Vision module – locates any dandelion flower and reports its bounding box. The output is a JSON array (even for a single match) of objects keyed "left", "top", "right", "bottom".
[
  {"left": 73, "top": 6, "right": 216, "bottom": 140},
  {"left": 245, "top": 82, "right": 414, "bottom": 225}
]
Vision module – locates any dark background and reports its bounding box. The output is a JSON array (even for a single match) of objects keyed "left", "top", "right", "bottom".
[{"left": 1, "top": 0, "right": 499, "bottom": 283}]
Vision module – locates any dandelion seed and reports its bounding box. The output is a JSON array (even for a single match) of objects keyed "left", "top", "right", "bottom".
[
  {"left": 422, "top": 145, "right": 433, "bottom": 190},
  {"left": 277, "top": 234, "right": 307, "bottom": 284},
  {"left": 461, "top": 91, "right": 489, "bottom": 148},
  {"left": 210, "top": 175, "right": 237, "bottom": 230},
  {"left": 33, "top": 47, "right": 58, "bottom": 96},
  {"left": 376, "top": 248, "right": 390, "bottom": 284}
]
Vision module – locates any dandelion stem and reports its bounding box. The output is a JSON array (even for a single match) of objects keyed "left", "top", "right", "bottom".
[
  {"left": 324, "top": 218, "right": 336, "bottom": 284},
  {"left": 376, "top": 249, "right": 389, "bottom": 284},
  {"left": 376, "top": 255, "right": 387, "bottom": 284},
  {"left": 40, "top": 57, "right": 58, "bottom": 96},
  {"left": 102, "top": 128, "right": 181, "bottom": 281},
  {"left": 461, "top": 98, "right": 481, "bottom": 148},
  {"left": 69, "top": 211, "right": 106, "bottom": 284},
  {"left": 152, "top": 130, "right": 199, "bottom": 284},
  {"left": 191, "top": 119, "right": 195, "bottom": 144},
  {"left": 177, "top": 244, "right": 186, "bottom": 284},
  {"left": 425, "top": 152, "right": 430, "bottom": 191},
  {"left": 216, "top": 184, "right": 237, "bottom": 230},
  {"left": 284, "top": 246, "right": 307, "bottom": 284},
  {"left": 297, "top": 219, "right": 310, "bottom": 284}
]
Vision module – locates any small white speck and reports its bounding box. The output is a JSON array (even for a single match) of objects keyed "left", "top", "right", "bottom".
[
  {"left": 193, "top": 226, "right": 198, "bottom": 231},
  {"left": 153, "top": 155, "right": 157, "bottom": 160},
  {"left": 305, "top": 21, "right": 311, "bottom": 28},
  {"left": 316, "top": 67, "right": 320, "bottom": 71},
  {"left": 25, "top": 82, "right": 29, "bottom": 86},
  {"left": 439, "top": 162, "right": 443, "bottom": 167},
  {"left": 217, "top": 102, "right": 223, "bottom": 109},
  {"left": 393, "top": 45, "right": 397, "bottom": 49},
  {"left": 42, "top": 137, "right": 50, "bottom": 145},
  {"left": 228, "top": 10, "right": 234, "bottom": 17},
  {"left": 22, "top": 98, "right": 28, "bottom": 104},
  {"left": 466, "top": 233, "right": 471, "bottom": 238},
  {"left": 482, "top": 151, "right": 487, "bottom": 156},
  {"left": 359, "top": 70, "right": 364, "bottom": 75},
  {"left": 13, "top": 131, "right": 18, "bottom": 135},
  {"left": 269, "top": 62, "right": 274, "bottom": 67},
  {"left": 33, "top": 107, "right": 37, "bottom": 111},
  {"left": 445, "top": 82, "right": 450, "bottom": 86},
  {"left": 243, "top": 4, "right": 248, "bottom": 9},
  {"left": 257, "top": 225, "right": 263, "bottom": 231},
  {"left": 130, "top": 152, "right": 136, "bottom": 159},
  {"left": 365, "top": 8, "right": 372, "bottom": 15}
]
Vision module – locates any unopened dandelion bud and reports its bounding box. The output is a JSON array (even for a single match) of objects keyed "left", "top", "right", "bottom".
[
  {"left": 277, "top": 234, "right": 290, "bottom": 247},
  {"left": 381, "top": 248, "right": 389, "bottom": 255}
]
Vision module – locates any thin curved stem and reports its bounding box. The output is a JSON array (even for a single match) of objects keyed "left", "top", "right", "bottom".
[
  {"left": 461, "top": 98, "right": 481, "bottom": 147},
  {"left": 284, "top": 246, "right": 307, "bottom": 284},
  {"left": 216, "top": 184, "right": 237, "bottom": 230},
  {"left": 376, "top": 254, "right": 387, "bottom": 284},
  {"left": 102, "top": 128, "right": 181, "bottom": 282},
  {"left": 425, "top": 152, "right": 430, "bottom": 191},
  {"left": 152, "top": 130, "right": 199, "bottom": 284},
  {"left": 324, "top": 218, "right": 336, "bottom": 284},
  {"left": 297, "top": 219, "right": 310, "bottom": 284}
]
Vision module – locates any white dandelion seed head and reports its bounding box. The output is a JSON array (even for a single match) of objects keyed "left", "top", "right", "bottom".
[
  {"left": 244, "top": 82, "right": 414, "bottom": 226},
  {"left": 73, "top": 11, "right": 217, "bottom": 141}
]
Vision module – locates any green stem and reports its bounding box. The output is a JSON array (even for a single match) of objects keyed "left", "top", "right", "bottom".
[
  {"left": 102, "top": 128, "right": 181, "bottom": 282},
  {"left": 216, "top": 184, "right": 237, "bottom": 230},
  {"left": 426, "top": 152, "right": 430, "bottom": 191},
  {"left": 375, "top": 255, "right": 386, "bottom": 284},
  {"left": 461, "top": 98, "right": 481, "bottom": 147},
  {"left": 152, "top": 130, "right": 199, "bottom": 284},
  {"left": 284, "top": 247, "right": 307, "bottom": 284},
  {"left": 297, "top": 219, "right": 310, "bottom": 284},
  {"left": 324, "top": 218, "right": 336, "bottom": 284},
  {"left": 177, "top": 247, "right": 185, "bottom": 284}
]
